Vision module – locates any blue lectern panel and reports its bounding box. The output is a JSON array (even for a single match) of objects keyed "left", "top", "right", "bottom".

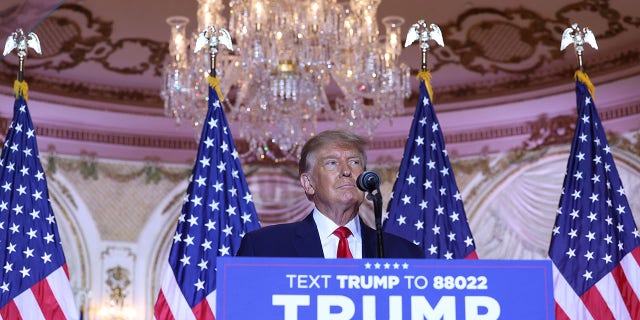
[{"left": 217, "top": 257, "right": 554, "bottom": 320}]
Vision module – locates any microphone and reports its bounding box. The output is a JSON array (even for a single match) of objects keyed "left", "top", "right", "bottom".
[
  {"left": 356, "top": 170, "right": 381, "bottom": 193},
  {"left": 357, "top": 170, "right": 385, "bottom": 257}
]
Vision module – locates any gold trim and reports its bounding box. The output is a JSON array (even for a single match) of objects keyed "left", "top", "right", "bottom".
[{"left": 0, "top": 3, "right": 638, "bottom": 110}]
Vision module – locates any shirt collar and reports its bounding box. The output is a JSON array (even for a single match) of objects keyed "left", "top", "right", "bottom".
[{"left": 312, "top": 207, "right": 361, "bottom": 241}]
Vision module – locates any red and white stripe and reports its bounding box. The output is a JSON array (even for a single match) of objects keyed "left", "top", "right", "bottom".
[
  {"left": 553, "top": 246, "right": 640, "bottom": 319},
  {"left": 153, "top": 262, "right": 216, "bottom": 320},
  {"left": 0, "top": 265, "right": 77, "bottom": 320}
]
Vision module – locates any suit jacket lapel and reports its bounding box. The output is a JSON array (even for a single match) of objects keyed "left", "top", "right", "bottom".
[
  {"left": 360, "top": 220, "right": 378, "bottom": 258},
  {"left": 293, "top": 213, "right": 325, "bottom": 257}
]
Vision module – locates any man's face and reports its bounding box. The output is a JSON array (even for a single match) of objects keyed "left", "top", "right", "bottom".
[{"left": 301, "top": 143, "right": 365, "bottom": 215}]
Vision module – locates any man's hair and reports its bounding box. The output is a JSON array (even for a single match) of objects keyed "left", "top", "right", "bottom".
[{"left": 298, "top": 130, "right": 368, "bottom": 176}]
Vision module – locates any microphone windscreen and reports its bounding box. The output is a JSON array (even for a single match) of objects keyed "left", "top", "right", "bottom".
[{"left": 356, "top": 170, "right": 380, "bottom": 192}]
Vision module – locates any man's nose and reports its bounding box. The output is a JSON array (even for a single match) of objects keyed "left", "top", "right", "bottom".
[{"left": 341, "top": 164, "right": 352, "bottom": 177}]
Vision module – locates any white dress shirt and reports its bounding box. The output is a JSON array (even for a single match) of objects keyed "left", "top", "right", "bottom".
[{"left": 313, "top": 208, "right": 362, "bottom": 259}]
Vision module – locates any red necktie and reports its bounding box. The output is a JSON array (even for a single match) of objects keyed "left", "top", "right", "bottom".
[{"left": 333, "top": 226, "right": 353, "bottom": 258}]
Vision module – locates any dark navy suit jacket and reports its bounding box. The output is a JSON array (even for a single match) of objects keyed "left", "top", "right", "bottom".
[{"left": 237, "top": 213, "right": 425, "bottom": 258}]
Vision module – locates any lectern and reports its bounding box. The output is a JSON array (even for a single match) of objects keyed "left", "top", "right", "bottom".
[{"left": 217, "top": 257, "right": 554, "bottom": 319}]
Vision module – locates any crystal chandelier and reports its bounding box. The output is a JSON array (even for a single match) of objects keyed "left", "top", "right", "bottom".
[{"left": 162, "top": 0, "right": 411, "bottom": 161}]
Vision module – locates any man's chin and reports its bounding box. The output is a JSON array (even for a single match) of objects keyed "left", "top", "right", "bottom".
[{"left": 341, "top": 194, "right": 365, "bottom": 205}]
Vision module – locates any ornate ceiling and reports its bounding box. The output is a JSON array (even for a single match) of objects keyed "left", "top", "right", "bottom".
[{"left": 0, "top": 0, "right": 639, "bottom": 163}]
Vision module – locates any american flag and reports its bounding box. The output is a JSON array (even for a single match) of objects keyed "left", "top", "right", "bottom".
[
  {"left": 383, "top": 73, "right": 477, "bottom": 259},
  {"left": 549, "top": 71, "right": 640, "bottom": 319},
  {"left": 0, "top": 89, "right": 78, "bottom": 318},
  {"left": 153, "top": 81, "right": 261, "bottom": 319}
]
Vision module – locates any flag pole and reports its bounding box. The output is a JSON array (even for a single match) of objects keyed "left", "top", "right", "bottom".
[
  {"left": 560, "top": 23, "right": 598, "bottom": 73},
  {"left": 154, "top": 23, "right": 261, "bottom": 319},
  {"left": 550, "top": 24, "right": 640, "bottom": 318},
  {"left": 1, "top": 28, "right": 80, "bottom": 318},
  {"left": 3, "top": 28, "right": 42, "bottom": 100},
  {"left": 194, "top": 25, "right": 233, "bottom": 101},
  {"left": 560, "top": 23, "right": 598, "bottom": 101},
  {"left": 385, "top": 19, "right": 478, "bottom": 259},
  {"left": 405, "top": 20, "right": 444, "bottom": 108}
]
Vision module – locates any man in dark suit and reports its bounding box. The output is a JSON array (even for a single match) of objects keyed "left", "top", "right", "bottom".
[{"left": 237, "top": 130, "right": 424, "bottom": 259}]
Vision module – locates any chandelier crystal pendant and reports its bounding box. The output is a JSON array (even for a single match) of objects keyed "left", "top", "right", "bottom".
[{"left": 162, "top": 0, "right": 411, "bottom": 161}]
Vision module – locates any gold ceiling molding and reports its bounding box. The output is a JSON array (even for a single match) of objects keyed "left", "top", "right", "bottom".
[
  {"left": 0, "top": 3, "right": 166, "bottom": 108},
  {"left": 433, "top": 0, "right": 639, "bottom": 74},
  {"left": 617, "top": 132, "right": 640, "bottom": 156},
  {"left": 401, "top": 46, "right": 640, "bottom": 113},
  {"left": 48, "top": 174, "right": 78, "bottom": 210},
  {"left": 372, "top": 101, "right": 640, "bottom": 160},
  {"left": 0, "top": 1, "right": 638, "bottom": 109},
  {"left": 522, "top": 114, "right": 576, "bottom": 151},
  {"left": 2, "top": 4, "right": 167, "bottom": 76},
  {"left": 0, "top": 101, "right": 636, "bottom": 164},
  {"left": 483, "top": 132, "right": 639, "bottom": 193},
  {"left": 43, "top": 154, "right": 191, "bottom": 185},
  {"left": 522, "top": 101, "right": 640, "bottom": 151},
  {"left": 0, "top": 68, "right": 165, "bottom": 108},
  {"left": 0, "top": 117, "right": 196, "bottom": 149},
  {"left": 406, "top": 0, "right": 640, "bottom": 107},
  {"left": 434, "top": 9, "right": 560, "bottom": 75},
  {"left": 46, "top": 184, "right": 91, "bottom": 291}
]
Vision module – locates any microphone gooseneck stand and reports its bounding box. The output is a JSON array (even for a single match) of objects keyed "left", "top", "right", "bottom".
[{"left": 367, "top": 188, "right": 385, "bottom": 258}]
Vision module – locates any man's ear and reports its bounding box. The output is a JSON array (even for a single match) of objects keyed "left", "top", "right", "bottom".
[{"left": 300, "top": 173, "right": 315, "bottom": 195}]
